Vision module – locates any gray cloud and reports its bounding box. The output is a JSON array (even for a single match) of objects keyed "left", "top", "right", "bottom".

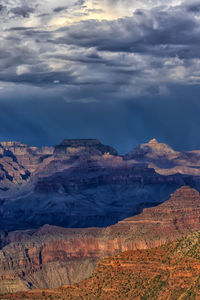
[
  {"left": 1, "top": 1, "right": 199, "bottom": 96},
  {"left": 54, "top": 4, "right": 200, "bottom": 60},
  {"left": 0, "top": 71, "right": 75, "bottom": 85},
  {"left": 74, "top": 0, "right": 86, "bottom": 7},
  {"left": 0, "top": 0, "right": 200, "bottom": 151},
  {"left": 53, "top": 6, "right": 68, "bottom": 13},
  {"left": 10, "top": 5, "right": 35, "bottom": 18},
  {"left": 0, "top": 4, "right": 5, "bottom": 12},
  {"left": 186, "top": 1, "right": 200, "bottom": 12}
]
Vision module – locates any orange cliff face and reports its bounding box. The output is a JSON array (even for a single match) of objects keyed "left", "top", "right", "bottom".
[
  {"left": 1, "top": 186, "right": 200, "bottom": 293},
  {"left": 5, "top": 229, "right": 200, "bottom": 300}
]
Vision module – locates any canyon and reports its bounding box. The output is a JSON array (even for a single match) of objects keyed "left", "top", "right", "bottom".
[
  {"left": 2, "top": 139, "right": 200, "bottom": 294},
  {"left": 1, "top": 138, "right": 200, "bottom": 231},
  {"left": 1, "top": 186, "right": 200, "bottom": 294}
]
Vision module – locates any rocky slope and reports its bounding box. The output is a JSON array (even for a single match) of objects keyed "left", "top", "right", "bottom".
[
  {"left": 4, "top": 229, "right": 200, "bottom": 299},
  {"left": 2, "top": 138, "right": 200, "bottom": 230},
  {"left": 1, "top": 186, "right": 200, "bottom": 294},
  {"left": 125, "top": 138, "right": 200, "bottom": 176}
]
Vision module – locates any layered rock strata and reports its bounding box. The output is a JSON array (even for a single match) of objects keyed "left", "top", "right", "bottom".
[
  {"left": 1, "top": 186, "right": 200, "bottom": 293},
  {"left": 2, "top": 139, "right": 200, "bottom": 230},
  {"left": 6, "top": 229, "right": 200, "bottom": 300}
]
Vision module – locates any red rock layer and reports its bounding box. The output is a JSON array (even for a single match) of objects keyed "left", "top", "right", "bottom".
[
  {"left": 1, "top": 186, "right": 200, "bottom": 293},
  {"left": 5, "top": 230, "right": 200, "bottom": 299}
]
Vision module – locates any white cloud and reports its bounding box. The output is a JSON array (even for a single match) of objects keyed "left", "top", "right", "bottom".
[{"left": 16, "top": 65, "right": 29, "bottom": 75}]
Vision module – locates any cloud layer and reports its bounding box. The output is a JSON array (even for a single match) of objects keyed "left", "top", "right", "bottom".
[
  {"left": 1, "top": 0, "right": 200, "bottom": 99},
  {"left": 0, "top": 0, "right": 200, "bottom": 151}
]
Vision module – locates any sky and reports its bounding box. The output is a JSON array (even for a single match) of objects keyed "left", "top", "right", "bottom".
[{"left": 1, "top": 0, "right": 200, "bottom": 153}]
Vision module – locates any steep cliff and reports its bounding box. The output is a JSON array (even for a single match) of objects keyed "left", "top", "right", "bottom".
[
  {"left": 1, "top": 186, "right": 200, "bottom": 294},
  {"left": 5, "top": 229, "right": 200, "bottom": 299}
]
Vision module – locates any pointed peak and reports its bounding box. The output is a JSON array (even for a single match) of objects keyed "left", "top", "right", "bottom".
[
  {"left": 143, "top": 138, "right": 175, "bottom": 153},
  {"left": 148, "top": 138, "right": 159, "bottom": 144},
  {"left": 125, "top": 138, "right": 177, "bottom": 159}
]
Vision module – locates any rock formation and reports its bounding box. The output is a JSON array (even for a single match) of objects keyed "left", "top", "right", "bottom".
[
  {"left": 125, "top": 138, "right": 200, "bottom": 176},
  {"left": 2, "top": 139, "right": 200, "bottom": 294},
  {"left": 54, "top": 139, "right": 118, "bottom": 156},
  {"left": 4, "top": 229, "right": 200, "bottom": 299},
  {"left": 2, "top": 138, "right": 200, "bottom": 231},
  {"left": 1, "top": 186, "right": 200, "bottom": 293}
]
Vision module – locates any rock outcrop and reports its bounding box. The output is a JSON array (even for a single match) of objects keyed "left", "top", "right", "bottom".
[
  {"left": 1, "top": 186, "right": 200, "bottom": 294},
  {"left": 54, "top": 139, "right": 118, "bottom": 156},
  {"left": 125, "top": 138, "right": 177, "bottom": 159},
  {"left": 125, "top": 138, "right": 200, "bottom": 175}
]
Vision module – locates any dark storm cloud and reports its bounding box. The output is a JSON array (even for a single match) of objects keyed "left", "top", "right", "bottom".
[
  {"left": 54, "top": 3, "right": 200, "bottom": 59},
  {"left": 53, "top": 6, "right": 68, "bottom": 13},
  {"left": 47, "top": 51, "right": 136, "bottom": 69},
  {"left": 0, "top": 40, "right": 40, "bottom": 69},
  {"left": 1, "top": 84, "right": 200, "bottom": 153},
  {"left": 7, "top": 26, "right": 35, "bottom": 31},
  {"left": 186, "top": 1, "right": 200, "bottom": 13},
  {"left": 2, "top": 0, "right": 200, "bottom": 91},
  {"left": 0, "top": 71, "right": 75, "bottom": 85},
  {"left": 0, "top": 4, "right": 5, "bottom": 12},
  {"left": 75, "top": 0, "right": 86, "bottom": 7},
  {"left": 10, "top": 6, "right": 34, "bottom": 18},
  {"left": 6, "top": 28, "right": 54, "bottom": 42},
  {"left": 52, "top": 0, "right": 86, "bottom": 13}
]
